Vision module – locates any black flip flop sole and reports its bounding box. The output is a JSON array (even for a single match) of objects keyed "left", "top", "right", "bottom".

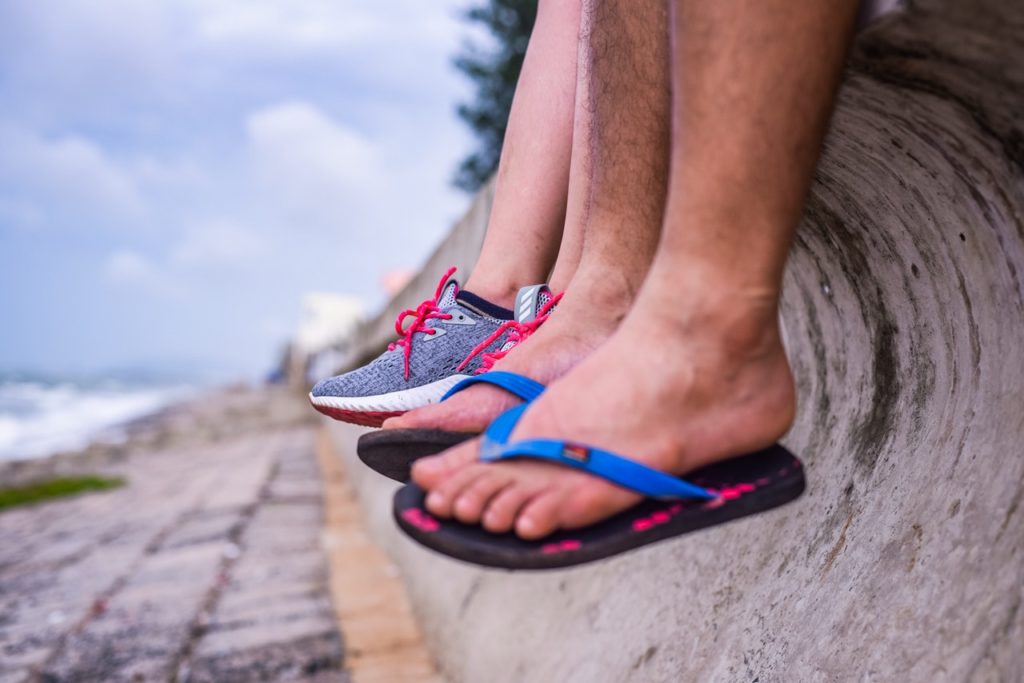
[
  {"left": 357, "top": 429, "right": 477, "bottom": 482},
  {"left": 393, "top": 444, "right": 805, "bottom": 570}
]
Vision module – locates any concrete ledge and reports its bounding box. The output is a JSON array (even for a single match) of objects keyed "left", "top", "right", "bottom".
[{"left": 327, "top": 1, "right": 1024, "bottom": 680}]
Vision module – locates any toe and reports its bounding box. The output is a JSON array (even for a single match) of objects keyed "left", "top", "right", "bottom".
[
  {"left": 453, "top": 471, "right": 511, "bottom": 524},
  {"left": 559, "top": 479, "right": 640, "bottom": 530},
  {"left": 383, "top": 402, "right": 442, "bottom": 430},
  {"left": 423, "top": 464, "right": 487, "bottom": 518},
  {"left": 515, "top": 490, "right": 564, "bottom": 540},
  {"left": 482, "top": 484, "right": 539, "bottom": 534},
  {"left": 411, "top": 439, "right": 480, "bottom": 489}
]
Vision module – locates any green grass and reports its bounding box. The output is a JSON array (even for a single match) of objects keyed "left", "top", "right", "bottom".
[{"left": 0, "top": 475, "right": 125, "bottom": 511}]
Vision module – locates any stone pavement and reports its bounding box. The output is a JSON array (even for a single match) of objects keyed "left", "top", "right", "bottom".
[
  {"left": 315, "top": 430, "right": 438, "bottom": 683},
  {"left": 0, "top": 403, "right": 347, "bottom": 682}
]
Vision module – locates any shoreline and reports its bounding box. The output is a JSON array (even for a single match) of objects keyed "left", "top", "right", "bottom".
[{"left": 0, "top": 383, "right": 314, "bottom": 489}]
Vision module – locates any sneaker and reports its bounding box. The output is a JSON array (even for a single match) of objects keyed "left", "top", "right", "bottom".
[
  {"left": 469, "top": 284, "right": 560, "bottom": 375},
  {"left": 309, "top": 268, "right": 552, "bottom": 427}
]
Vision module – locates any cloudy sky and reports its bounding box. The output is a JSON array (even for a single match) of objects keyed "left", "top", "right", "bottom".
[{"left": 0, "top": 0, "right": 484, "bottom": 379}]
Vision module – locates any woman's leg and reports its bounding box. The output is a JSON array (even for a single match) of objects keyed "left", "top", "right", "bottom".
[
  {"left": 462, "top": 0, "right": 583, "bottom": 307},
  {"left": 389, "top": 0, "right": 673, "bottom": 433}
]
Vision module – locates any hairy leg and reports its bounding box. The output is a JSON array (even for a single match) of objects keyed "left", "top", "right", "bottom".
[
  {"left": 464, "top": 0, "right": 582, "bottom": 307},
  {"left": 544, "top": 8, "right": 593, "bottom": 294},
  {"left": 389, "top": 0, "right": 671, "bottom": 434},
  {"left": 417, "top": 0, "right": 858, "bottom": 538},
  {"left": 557, "top": 0, "right": 671, "bottom": 317}
]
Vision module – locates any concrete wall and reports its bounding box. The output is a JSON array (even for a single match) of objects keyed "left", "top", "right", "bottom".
[{"left": 327, "top": 1, "right": 1023, "bottom": 680}]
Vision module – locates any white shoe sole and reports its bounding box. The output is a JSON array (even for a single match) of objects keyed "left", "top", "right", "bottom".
[{"left": 309, "top": 374, "right": 472, "bottom": 414}]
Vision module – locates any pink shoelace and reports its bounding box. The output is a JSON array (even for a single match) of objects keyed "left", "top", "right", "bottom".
[
  {"left": 457, "top": 292, "right": 563, "bottom": 374},
  {"left": 388, "top": 266, "right": 457, "bottom": 379}
]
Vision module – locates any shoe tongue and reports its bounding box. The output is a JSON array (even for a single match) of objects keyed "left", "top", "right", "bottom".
[
  {"left": 437, "top": 277, "right": 460, "bottom": 308},
  {"left": 514, "top": 284, "right": 553, "bottom": 323}
]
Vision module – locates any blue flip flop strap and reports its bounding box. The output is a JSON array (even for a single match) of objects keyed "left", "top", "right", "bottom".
[
  {"left": 483, "top": 437, "right": 716, "bottom": 501},
  {"left": 442, "top": 371, "right": 545, "bottom": 403},
  {"left": 480, "top": 403, "right": 531, "bottom": 455}
]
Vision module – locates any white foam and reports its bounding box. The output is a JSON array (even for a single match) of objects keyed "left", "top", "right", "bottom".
[{"left": 0, "top": 380, "right": 194, "bottom": 462}]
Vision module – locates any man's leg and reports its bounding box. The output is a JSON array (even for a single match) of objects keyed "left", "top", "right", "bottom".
[
  {"left": 416, "top": 0, "right": 858, "bottom": 538},
  {"left": 389, "top": 0, "right": 672, "bottom": 434},
  {"left": 462, "top": 0, "right": 582, "bottom": 307}
]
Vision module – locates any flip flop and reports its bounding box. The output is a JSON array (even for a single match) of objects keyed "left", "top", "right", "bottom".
[
  {"left": 393, "top": 403, "right": 805, "bottom": 570},
  {"left": 356, "top": 371, "right": 545, "bottom": 482}
]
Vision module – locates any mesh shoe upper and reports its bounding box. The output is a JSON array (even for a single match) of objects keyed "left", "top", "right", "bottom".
[
  {"left": 471, "top": 285, "right": 559, "bottom": 374},
  {"left": 311, "top": 275, "right": 509, "bottom": 399}
]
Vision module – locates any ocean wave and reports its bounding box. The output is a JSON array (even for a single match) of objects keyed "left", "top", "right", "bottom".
[{"left": 0, "top": 379, "right": 194, "bottom": 462}]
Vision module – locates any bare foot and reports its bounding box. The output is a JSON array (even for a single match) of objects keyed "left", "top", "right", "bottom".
[{"left": 410, "top": 293, "right": 796, "bottom": 539}]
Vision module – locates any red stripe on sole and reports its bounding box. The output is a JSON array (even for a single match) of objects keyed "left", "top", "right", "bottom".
[{"left": 311, "top": 402, "right": 406, "bottom": 428}]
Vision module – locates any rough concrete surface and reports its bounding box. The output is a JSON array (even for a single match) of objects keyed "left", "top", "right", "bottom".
[
  {"left": 0, "top": 389, "right": 347, "bottom": 682},
  {"left": 316, "top": 430, "right": 440, "bottom": 683},
  {"left": 326, "top": 1, "right": 1024, "bottom": 681}
]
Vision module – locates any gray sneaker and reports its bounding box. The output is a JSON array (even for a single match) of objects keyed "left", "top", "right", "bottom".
[{"left": 310, "top": 268, "right": 551, "bottom": 427}]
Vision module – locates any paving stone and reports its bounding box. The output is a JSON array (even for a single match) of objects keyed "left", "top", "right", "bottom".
[
  {"left": 228, "top": 552, "right": 326, "bottom": 585},
  {"left": 158, "top": 509, "right": 244, "bottom": 551},
  {"left": 0, "top": 640, "right": 51, "bottom": 670},
  {"left": 187, "top": 630, "right": 343, "bottom": 682},
  {"left": 267, "top": 479, "right": 324, "bottom": 501},
  {"left": 282, "top": 672, "right": 350, "bottom": 683},
  {"left": 214, "top": 581, "right": 325, "bottom": 614},
  {"left": 0, "top": 390, "right": 344, "bottom": 681},
  {"left": 44, "top": 647, "right": 176, "bottom": 682},
  {"left": 209, "top": 594, "right": 336, "bottom": 633}
]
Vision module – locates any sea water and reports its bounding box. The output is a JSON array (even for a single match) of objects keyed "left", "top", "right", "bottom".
[{"left": 0, "top": 374, "right": 194, "bottom": 462}]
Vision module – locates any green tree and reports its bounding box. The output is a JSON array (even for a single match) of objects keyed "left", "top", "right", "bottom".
[{"left": 453, "top": 0, "right": 538, "bottom": 192}]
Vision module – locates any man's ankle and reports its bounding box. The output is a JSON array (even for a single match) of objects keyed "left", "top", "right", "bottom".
[
  {"left": 554, "top": 267, "right": 641, "bottom": 334},
  {"left": 641, "top": 278, "right": 784, "bottom": 358}
]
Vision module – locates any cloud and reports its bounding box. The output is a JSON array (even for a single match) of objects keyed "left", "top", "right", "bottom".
[
  {"left": 1, "top": 0, "right": 479, "bottom": 375},
  {"left": 102, "top": 249, "right": 183, "bottom": 298},
  {"left": 189, "top": 0, "right": 380, "bottom": 53},
  {"left": 186, "top": 0, "right": 472, "bottom": 58},
  {"left": 0, "top": 123, "right": 145, "bottom": 230},
  {"left": 245, "top": 101, "right": 385, "bottom": 220},
  {"left": 170, "top": 219, "right": 269, "bottom": 269}
]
